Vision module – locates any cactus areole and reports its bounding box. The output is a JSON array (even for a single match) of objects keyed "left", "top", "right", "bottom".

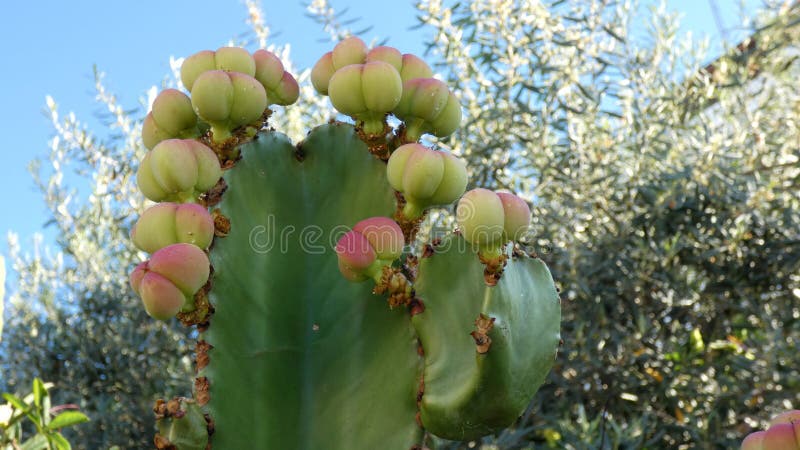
[{"left": 128, "top": 42, "right": 561, "bottom": 449}]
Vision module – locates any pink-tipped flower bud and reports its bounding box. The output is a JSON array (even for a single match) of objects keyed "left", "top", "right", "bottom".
[
  {"left": 136, "top": 139, "right": 222, "bottom": 203},
  {"left": 740, "top": 431, "right": 765, "bottom": 450},
  {"left": 131, "top": 203, "right": 214, "bottom": 254},
  {"left": 770, "top": 410, "right": 800, "bottom": 427},
  {"left": 496, "top": 192, "right": 531, "bottom": 241},
  {"left": 335, "top": 230, "right": 376, "bottom": 272},
  {"left": 394, "top": 77, "right": 461, "bottom": 141},
  {"left": 386, "top": 143, "right": 468, "bottom": 218},
  {"left": 191, "top": 70, "right": 267, "bottom": 141},
  {"left": 253, "top": 49, "right": 300, "bottom": 106},
  {"left": 762, "top": 422, "right": 799, "bottom": 450},
  {"left": 352, "top": 217, "right": 404, "bottom": 260},
  {"left": 457, "top": 189, "right": 531, "bottom": 249},
  {"left": 130, "top": 243, "right": 210, "bottom": 320},
  {"left": 142, "top": 89, "right": 199, "bottom": 150}
]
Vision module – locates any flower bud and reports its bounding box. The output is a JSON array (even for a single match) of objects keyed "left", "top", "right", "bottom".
[
  {"left": 214, "top": 46, "right": 256, "bottom": 76},
  {"left": 253, "top": 49, "right": 300, "bottom": 105},
  {"left": 191, "top": 70, "right": 267, "bottom": 141},
  {"left": 352, "top": 217, "right": 404, "bottom": 260},
  {"left": 740, "top": 431, "right": 765, "bottom": 450},
  {"left": 386, "top": 143, "right": 467, "bottom": 218},
  {"left": 132, "top": 203, "right": 214, "bottom": 253},
  {"left": 496, "top": 192, "right": 531, "bottom": 241},
  {"left": 335, "top": 230, "right": 376, "bottom": 276},
  {"left": 136, "top": 139, "right": 222, "bottom": 202},
  {"left": 181, "top": 50, "right": 216, "bottom": 91},
  {"left": 328, "top": 61, "right": 402, "bottom": 133},
  {"left": 141, "top": 89, "right": 199, "bottom": 150},
  {"left": 763, "top": 422, "right": 799, "bottom": 450},
  {"left": 394, "top": 78, "right": 461, "bottom": 141},
  {"left": 331, "top": 36, "right": 367, "bottom": 70},
  {"left": 310, "top": 52, "right": 335, "bottom": 95},
  {"left": 456, "top": 189, "right": 505, "bottom": 247},
  {"left": 130, "top": 243, "right": 210, "bottom": 320}
]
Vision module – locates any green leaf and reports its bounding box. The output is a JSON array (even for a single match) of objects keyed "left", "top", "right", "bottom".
[
  {"left": 32, "top": 379, "right": 46, "bottom": 410},
  {"left": 47, "top": 411, "right": 89, "bottom": 431},
  {"left": 49, "top": 432, "right": 72, "bottom": 450},
  {"left": 2, "top": 393, "right": 29, "bottom": 412},
  {"left": 19, "top": 433, "right": 48, "bottom": 450}
]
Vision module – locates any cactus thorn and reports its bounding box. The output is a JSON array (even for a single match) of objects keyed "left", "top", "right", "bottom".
[
  {"left": 479, "top": 252, "right": 508, "bottom": 286},
  {"left": 194, "top": 377, "right": 210, "bottom": 406},
  {"left": 471, "top": 313, "right": 496, "bottom": 354},
  {"left": 212, "top": 209, "right": 230, "bottom": 237}
]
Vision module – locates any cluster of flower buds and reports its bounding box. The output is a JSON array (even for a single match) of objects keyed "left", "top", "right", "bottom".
[
  {"left": 335, "top": 217, "right": 405, "bottom": 282},
  {"left": 456, "top": 188, "right": 531, "bottom": 259},
  {"left": 180, "top": 47, "right": 299, "bottom": 142},
  {"left": 137, "top": 139, "right": 222, "bottom": 203},
  {"left": 386, "top": 143, "right": 468, "bottom": 219},
  {"left": 132, "top": 135, "right": 225, "bottom": 318},
  {"left": 130, "top": 244, "right": 210, "bottom": 320},
  {"left": 741, "top": 410, "right": 800, "bottom": 450},
  {"left": 310, "top": 37, "right": 460, "bottom": 140}
]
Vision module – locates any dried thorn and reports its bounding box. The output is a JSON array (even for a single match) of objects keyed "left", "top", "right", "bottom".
[
  {"left": 154, "top": 434, "right": 177, "bottom": 450},
  {"left": 201, "top": 178, "right": 228, "bottom": 209},
  {"left": 415, "top": 411, "right": 424, "bottom": 428},
  {"left": 403, "top": 254, "right": 419, "bottom": 281},
  {"left": 212, "top": 209, "right": 231, "bottom": 237},
  {"left": 178, "top": 278, "right": 215, "bottom": 327},
  {"left": 416, "top": 339, "right": 425, "bottom": 357},
  {"left": 356, "top": 119, "right": 393, "bottom": 160},
  {"left": 196, "top": 340, "right": 212, "bottom": 372},
  {"left": 374, "top": 266, "right": 414, "bottom": 308},
  {"left": 153, "top": 398, "right": 167, "bottom": 420},
  {"left": 194, "top": 377, "right": 210, "bottom": 406},
  {"left": 408, "top": 298, "right": 426, "bottom": 316},
  {"left": 471, "top": 313, "right": 496, "bottom": 354},
  {"left": 204, "top": 413, "right": 215, "bottom": 437},
  {"left": 479, "top": 253, "right": 507, "bottom": 286}
]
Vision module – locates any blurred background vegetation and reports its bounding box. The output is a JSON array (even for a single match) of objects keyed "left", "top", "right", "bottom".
[{"left": 1, "top": 0, "right": 798, "bottom": 448}]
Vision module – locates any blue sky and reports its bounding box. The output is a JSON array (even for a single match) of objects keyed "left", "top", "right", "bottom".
[{"left": 0, "top": 0, "right": 763, "bottom": 263}]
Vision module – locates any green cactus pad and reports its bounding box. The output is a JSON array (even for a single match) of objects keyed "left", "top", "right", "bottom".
[
  {"left": 412, "top": 236, "right": 561, "bottom": 440},
  {"left": 203, "top": 124, "right": 424, "bottom": 449}
]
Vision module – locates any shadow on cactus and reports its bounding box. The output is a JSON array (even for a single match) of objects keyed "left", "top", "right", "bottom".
[{"left": 128, "top": 37, "right": 561, "bottom": 449}]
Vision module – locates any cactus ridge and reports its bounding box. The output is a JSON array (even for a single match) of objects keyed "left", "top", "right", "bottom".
[{"left": 129, "top": 43, "right": 561, "bottom": 450}]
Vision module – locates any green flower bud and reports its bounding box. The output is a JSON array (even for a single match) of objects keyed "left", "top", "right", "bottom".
[
  {"left": 386, "top": 143, "right": 468, "bottom": 218},
  {"left": 394, "top": 77, "right": 461, "bottom": 141},
  {"left": 141, "top": 89, "right": 199, "bottom": 150},
  {"left": 429, "top": 152, "right": 468, "bottom": 205},
  {"left": 137, "top": 139, "right": 222, "bottom": 202},
  {"left": 310, "top": 52, "right": 335, "bottom": 95},
  {"left": 191, "top": 70, "right": 267, "bottom": 141},
  {"left": 456, "top": 189, "right": 505, "bottom": 247},
  {"left": 253, "top": 49, "right": 300, "bottom": 106},
  {"left": 132, "top": 203, "right": 215, "bottom": 253},
  {"left": 399, "top": 54, "right": 433, "bottom": 82},
  {"left": 181, "top": 50, "right": 216, "bottom": 91},
  {"left": 331, "top": 36, "right": 367, "bottom": 70},
  {"left": 214, "top": 46, "right": 256, "bottom": 76},
  {"left": 142, "top": 113, "right": 171, "bottom": 150},
  {"left": 328, "top": 61, "right": 402, "bottom": 134},
  {"left": 365, "top": 46, "right": 403, "bottom": 72}
]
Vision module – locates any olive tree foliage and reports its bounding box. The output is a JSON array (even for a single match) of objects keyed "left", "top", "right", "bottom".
[
  {"left": 419, "top": 0, "right": 800, "bottom": 448},
  {"left": 0, "top": 2, "right": 332, "bottom": 448}
]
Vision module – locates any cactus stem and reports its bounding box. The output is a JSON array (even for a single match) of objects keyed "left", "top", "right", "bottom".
[
  {"left": 393, "top": 192, "right": 425, "bottom": 242},
  {"left": 209, "top": 125, "right": 232, "bottom": 143},
  {"left": 399, "top": 119, "right": 425, "bottom": 143},
  {"left": 402, "top": 201, "right": 426, "bottom": 220}
]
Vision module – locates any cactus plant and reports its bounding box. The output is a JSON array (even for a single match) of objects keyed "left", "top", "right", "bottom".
[{"left": 128, "top": 43, "right": 561, "bottom": 449}]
